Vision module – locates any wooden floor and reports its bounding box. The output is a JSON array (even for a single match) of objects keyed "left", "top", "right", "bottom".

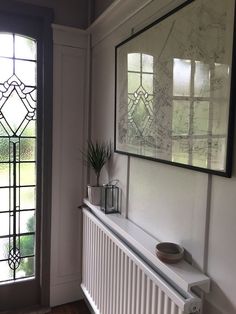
[{"left": 50, "top": 301, "right": 91, "bottom": 314}]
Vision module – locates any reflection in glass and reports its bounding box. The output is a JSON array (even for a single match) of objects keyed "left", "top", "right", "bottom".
[
  {"left": 193, "top": 101, "right": 209, "bottom": 135},
  {"left": 171, "top": 58, "right": 230, "bottom": 169},
  {"left": 194, "top": 61, "right": 210, "bottom": 97},
  {"left": 128, "top": 72, "right": 140, "bottom": 93},
  {"left": 127, "top": 53, "right": 154, "bottom": 150},
  {"left": 210, "top": 138, "right": 226, "bottom": 170},
  {"left": 212, "top": 101, "right": 228, "bottom": 135},
  {"left": 142, "top": 74, "right": 153, "bottom": 94},
  {"left": 172, "top": 100, "right": 190, "bottom": 135},
  {"left": 213, "top": 63, "right": 230, "bottom": 99},
  {"left": 173, "top": 58, "right": 191, "bottom": 96},
  {"left": 127, "top": 53, "right": 140, "bottom": 72},
  {"left": 142, "top": 54, "right": 153, "bottom": 72},
  {"left": 172, "top": 139, "right": 189, "bottom": 164},
  {"left": 116, "top": 0, "right": 233, "bottom": 175},
  {"left": 192, "top": 139, "right": 208, "bottom": 168}
]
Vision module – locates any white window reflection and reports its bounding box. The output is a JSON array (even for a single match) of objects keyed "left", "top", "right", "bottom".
[
  {"left": 127, "top": 53, "right": 155, "bottom": 155},
  {"left": 173, "top": 59, "right": 191, "bottom": 96},
  {"left": 172, "top": 58, "right": 230, "bottom": 170}
]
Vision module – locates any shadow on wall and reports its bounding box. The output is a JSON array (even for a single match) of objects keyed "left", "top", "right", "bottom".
[{"left": 204, "top": 281, "right": 236, "bottom": 314}]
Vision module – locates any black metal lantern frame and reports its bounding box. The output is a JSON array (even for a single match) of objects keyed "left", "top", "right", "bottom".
[{"left": 101, "top": 182, "right": 119, "bottom": 214}]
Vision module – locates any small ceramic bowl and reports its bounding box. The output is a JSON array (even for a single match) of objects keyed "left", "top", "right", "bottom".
[{"left": 156, "top": 242, "right": 184, "bottom": 264}]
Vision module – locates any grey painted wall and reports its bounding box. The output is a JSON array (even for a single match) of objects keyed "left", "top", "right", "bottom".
[
  {"left": 14, "top": 0, "right": 89, "bottom": 28},
  {"left": 90, "top": 0, "right": 115, "bottom": 22}
]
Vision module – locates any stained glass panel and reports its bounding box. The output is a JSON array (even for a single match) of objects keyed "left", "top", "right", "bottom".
[
  {"left": 0, "top": 58, "right": 13, "bottom": 82},
  {"left": 20, "top": 187, "right": 36, "bottom": 210},
  {"left": 15, "top": 35, "right": 36, "bottom": 60},
  {"left": 21, "top": 120, "right": 36, "bottom": 137},
  {"left": 0, "top": 34, "right": 13, "bottom": 58},
  {"left": 0, "top": 163, "right": 10, "bottom": 186},
  {"left": 0, "top": 238, "right": 9, "bottom": 260},
  {"left": 15, "top": 60, "right": 36, "bottom": 86},
  {"left": 0, "top": 213, "right": 10, "bottom": 236},
  {"left": 17, "top": 210, "right": 35, "bottom": 234},
  {"left": 0, "top": 261, "right": 13, "bottom": 282},
  {"left": 0, "top": 138, "right": 9, "bottom": 162},
  {"left": 1, "top": 91, "right": 28, "bottom": 133},
  {"left": 0, "top": 188, "right": 10, "bottom": 211},
  {"left": 0, "top": 33, "right": 37, "bottom": 282},
  {"left": 16, "top": 257, "right": 34, "bottom": 278},
  {"left": 20, "top": 138, "right": 36, "bottom": 161},
  {"left": 20, "top": 234, "right": 35, "bottom": 256},
  {"left": 20, "top": 163, "right": 36, "bottom": 186}
]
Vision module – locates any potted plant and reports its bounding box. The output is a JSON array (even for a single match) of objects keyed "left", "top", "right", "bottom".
[{"left": 83, "top": 141, "right": 111, "bottom": 205}]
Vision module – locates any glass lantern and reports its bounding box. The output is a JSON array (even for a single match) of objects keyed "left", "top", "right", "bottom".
[{"left": 101, "top": 184, "right": 119, "bottom": 214}]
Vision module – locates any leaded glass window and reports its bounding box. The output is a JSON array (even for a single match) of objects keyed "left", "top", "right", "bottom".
[{"left": 0, "top": 33, "right": 37, "bottom": 282}]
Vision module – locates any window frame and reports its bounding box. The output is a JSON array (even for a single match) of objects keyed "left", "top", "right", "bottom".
[{"left": 0, "top": 1, "right": 53, "bottom": 308}]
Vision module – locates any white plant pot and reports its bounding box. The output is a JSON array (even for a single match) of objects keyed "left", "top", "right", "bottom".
[{"left": 87, "top": 185, "right": 102, "bottom": 206}]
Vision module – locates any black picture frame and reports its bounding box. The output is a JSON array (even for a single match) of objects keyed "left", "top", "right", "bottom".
[{"left": 115, "top": 0, "right": 236, "bottom": 177}]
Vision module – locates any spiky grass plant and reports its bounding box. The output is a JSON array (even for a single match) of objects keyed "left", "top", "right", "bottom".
[{"left": 84, "top": 141, "right": 111, "bottom": 186}]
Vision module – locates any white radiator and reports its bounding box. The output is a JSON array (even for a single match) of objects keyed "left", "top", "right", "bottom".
[{"left": 81, "top": 209, "right": 202, "bottom": 314}]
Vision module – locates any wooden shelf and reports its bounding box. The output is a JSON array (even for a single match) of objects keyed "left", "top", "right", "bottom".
[{"left": 83, "top": 198, "right": 210, "bottom": 294}]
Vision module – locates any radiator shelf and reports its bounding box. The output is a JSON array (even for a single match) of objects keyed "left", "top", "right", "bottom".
[
  {"left": 83, "top": 198, "right": 210, "bottom": 294},
  {"left": 82, "top": 207, "right": 207, "bottom": 314}
]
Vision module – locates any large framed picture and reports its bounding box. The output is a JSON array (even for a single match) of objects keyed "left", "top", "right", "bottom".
[{"left": 115, "top": 0, "right": 236, "bottom": 177}]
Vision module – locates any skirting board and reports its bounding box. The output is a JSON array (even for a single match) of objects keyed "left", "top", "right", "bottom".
[{"left": 50, "top": 280, "right": 83, "bottom": 307}]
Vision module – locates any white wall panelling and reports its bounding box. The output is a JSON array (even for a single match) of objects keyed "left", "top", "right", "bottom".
[
  {"left": 50, "top": 25, "right": 88, "bottom": 306},
  {"left": 128, "top": 158, "right": 209, "bottom": 269}
]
